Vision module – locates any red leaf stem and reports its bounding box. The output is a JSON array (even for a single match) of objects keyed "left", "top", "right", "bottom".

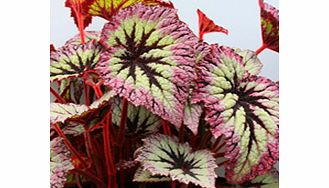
[
  {"left": 83, "top": 83, "right": 91, "bottom": 105},
  {"left": 84, "top": 130, "right": 103, "bottom": 185},
  {"left": 161, "top": 119, "right": 171, "bottom": 136},
  {"left": 255, "top": 43, "right": 267, "bottom": 55},
  {"left": 50, "top": 87, "right": 66, "bottom": 103},
  {"left": 102, "top": 111, "right": 117, "bottom": 188}
]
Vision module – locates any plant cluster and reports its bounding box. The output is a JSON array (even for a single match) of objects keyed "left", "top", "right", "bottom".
[{"left": 50, "top": 0, "right": 279, "bottom": 187}]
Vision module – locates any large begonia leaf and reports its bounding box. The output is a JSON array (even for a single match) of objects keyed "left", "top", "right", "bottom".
[
  {"left": 50, "top": 91, "right": 116, "bottom": 124},
  {"left": 97, "top": 4, "right": 198, "bottom": 128},
  {"left": 194, "top": 44, "right": 279, "bottom": 184},
  {"left": 65, "top": 31, "right": 100, "bottom": 45},
  {"left": 135, "top": 134, "right": 217, "bottom": 188},
  {"left": 111, "top": 97, "right": 161, "bottom": 138},
  {"left": 133, "top": 167, "right": 171, "bottom": 183},
  {"left": 259, "top": 0, "right": 279, "bottom": 52},
  {"left": 197, "top": 9, "right": 228, "bottom": 41},
  {"left": 65, "top": 0, "right": 93, "bottom": 29},
  {"left": 50, "top": 39, "right": 103, "bottom": 82},
  {"left": 50, "top": 137, "right": 74, "bottom": 188},
  {"left": 234, "top": 48, "right": 263, "bottom": 76}
]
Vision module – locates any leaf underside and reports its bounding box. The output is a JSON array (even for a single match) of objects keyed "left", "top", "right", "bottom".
[{"left": 260, "top": 1, "right": 279, "bottom": 52}]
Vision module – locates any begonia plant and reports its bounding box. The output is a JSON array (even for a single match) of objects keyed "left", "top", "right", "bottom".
[{"left": 50, "top": 0, "right": 279, "bottom": 187}]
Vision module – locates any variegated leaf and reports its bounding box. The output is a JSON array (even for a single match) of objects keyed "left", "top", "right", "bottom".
[
  {"left": 133, "top": 167, "right": 171, "bottom": 182},
  {"left": 97, "top": 4, "right": 198, "bottom": 128},
  {"left": 50, "top": 39, "right": 103, "bottom": 82},
  {"left": 50, "top": 137, "right": 74, "bottom": 188},
  {"left": 259, "top": 0, "right": 279, "bottom": 52},
  {"left": 135, "top": 134, "right": 217, "bottom": 188},
  {"left": 234, "top": 48, "right": 263, "bottom": 76},
  {"left": 194, "top": 44, "right": 279, "bottom": 184},
  {"left": 111, "top": 97, "right": 161, "bottom": 138}
]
